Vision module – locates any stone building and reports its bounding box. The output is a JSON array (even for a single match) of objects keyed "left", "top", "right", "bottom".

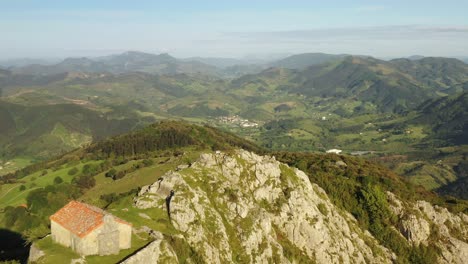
[{"left": 50, "top": 200, "right": 132, "bottom": 256}]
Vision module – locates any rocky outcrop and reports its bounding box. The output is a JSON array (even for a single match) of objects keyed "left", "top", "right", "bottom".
[
  {"left": 70, "top": 257, "right": 86, "bottom": 264},
  {"left": 388, "top": 192, "right": 468, "bottom": 263},
  {"left": 134, "top": 150, "right": 392, "bottom": 263},
  {"left": 28, "top": 243, "right": 45, "bottom": 263},
  {"left": 120, "top": 230, "right": 177, "bottom": 264}
]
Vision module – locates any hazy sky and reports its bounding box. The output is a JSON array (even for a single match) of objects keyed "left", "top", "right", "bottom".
[{"left": 1, "top": 0, "right": 468, "bottom": 59}]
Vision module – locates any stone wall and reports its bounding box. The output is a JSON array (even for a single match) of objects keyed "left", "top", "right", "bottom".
[
  {"left": 118, "top": 221, "right": 132, "bottom": 249},
  {"left": 51, "top": 217, "right": 131, "bottom": 256},
  {"left": 72, "top": 230, "right": 98, "bottom": 256},
  {"left": 51, "top": 220, "right": 71, "bottom": 247},
  {"left": 97, "top": 215, "right": 119, "bottom": 256}
]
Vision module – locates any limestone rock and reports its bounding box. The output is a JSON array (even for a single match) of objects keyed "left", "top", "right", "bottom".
[
  {"left": 138, "top": 213, "right": 151, "bottom": 220},
  {"left": 133, "top": 226, "right": 162, "bottom": 240},
  {"left": 70, "top": 256, "right": 86, "bottom": 264},
  {"left": 335, "top": 160, "right": 347, "bottom": 167},
  {"left": 133, "top": 150, "right": 392, "bottom": 263},
  {"left": 120, "top": 232, "right": 177, "bottom": 264},
  {"left": 28, "top": 243, "right": 45, "bottom": 263},
  {"left": 388, "top": 192, "right": 468, "bottom": 263},
  {"left": 176, "top": 164, "right": 189, "bottom": 171},
  {"left": 399, "top": 214, "right": 431, "bottom": 245},
  {"left": 134, "top": 171, "right": 183, "bottom": 209}
]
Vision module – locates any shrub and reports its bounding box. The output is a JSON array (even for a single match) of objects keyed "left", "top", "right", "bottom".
[
  {"left": 105, "top": 168, "right": 117, "bottom": 179},
  {"left": 73, "top": 175, "right": 96, "bottom": 189},
  {"left": 317, "top": 203, "right": 329, "bottom": 216},
  {"left": 82, "top": 164, "right": 97, "bottom": 176},
  {"left": 54, "top": 176, "right": 63, "bottom": 184},
  {"left": 142, "top": 159, "right": 154, "bottom": 167},
  {"left": 68, "top": 167, "right": 79, "bottom": 176}
]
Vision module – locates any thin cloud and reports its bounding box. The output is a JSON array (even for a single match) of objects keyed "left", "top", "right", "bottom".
[
  {"left": 214, "top": 25, "right": 468, "bottom": 58},
  {"left": 228, "top": 25, "right": 468, "bottom": 41},
  {"left": 354, "top": 5, "right": 387, "bottom": 12}
]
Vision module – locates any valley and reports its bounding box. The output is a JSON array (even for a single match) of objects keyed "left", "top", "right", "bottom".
[
  {"left": 0, "top": 51, "right": 467, "bottom": 263},
  {"left": 1, "top": 52, "right": 466, "bottom": 193}
]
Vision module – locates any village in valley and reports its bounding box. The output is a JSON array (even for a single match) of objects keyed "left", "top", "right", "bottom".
[{"left": 215, "top": 115, "right": 259, "bottom": 128}]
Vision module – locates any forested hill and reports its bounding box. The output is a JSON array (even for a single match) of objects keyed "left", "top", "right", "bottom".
[
  {"left": 86, "top": 120, "right": 264, "bottom": 158},
  {"left": 415, "top": 92, "right": 468, "bottom": 145},
  {"left": 0, "top": 100, "right": 145, "bottom": 161},
  {"left": 229, "top": 56, "right": 468, "bottom": 113}
]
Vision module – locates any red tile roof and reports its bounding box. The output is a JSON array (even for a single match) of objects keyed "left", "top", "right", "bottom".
[{"left": 50, "top": 200, "right": 131, "bottom": 238}]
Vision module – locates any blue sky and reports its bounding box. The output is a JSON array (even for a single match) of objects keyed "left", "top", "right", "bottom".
[{"left": 1, "top": 0, "right": 467, "bottom": 58}]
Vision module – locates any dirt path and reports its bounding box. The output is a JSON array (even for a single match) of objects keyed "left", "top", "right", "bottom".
[
  {"left": 0, "top": 185, "right": 19, "bottom": 200},
  {"left": 3, "top": 187, "right": 41, "bottom": 206}
]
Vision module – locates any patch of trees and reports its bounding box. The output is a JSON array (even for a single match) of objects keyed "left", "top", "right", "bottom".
[
  {"left": 67, "top": 167, "right": 78, "bottom": 175},
  {"left": 417, "top": 92, "right": 467, "bottom": 145},
  {"left": 3, "top": 183, "right": 82, "bottom": 242},
  {"left": 81, "top": 161, "right": 110, "bottom": 176},
  {"left": 274, "top": 104, "right": 293, "bottom": 113},
  {"left": 72, "top": 175, "right": 95, "bottom": 189},
  {"left": 100, "top": 188, "right": 139, "bottom": 208},
  {"left": 437, "top": 176, "right": 468, "bottom": 200},
  {"left": 105, "top": 159, "right": 154, "bottom": 180},
  {"left": 1, "top": 151, "right": 84, "bottom": 183},
  {"left": 87, "top": 120, "right": 263, "bottom": 158},
  {"left": 454, "top": 159, "right": 468, "bottom": 178},
  {"left": 2, "top": 121, "right": 263, "bottom": 184},
  {"left": 264, "top": 119, "right": 298, "bottom": 132},
  {"left": 54, "top": 176, "right": 63, "bottom": 184}
]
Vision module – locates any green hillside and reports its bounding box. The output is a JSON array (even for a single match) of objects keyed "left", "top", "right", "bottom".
[
  {"left": 391, "top": 57, "right": 468, "bottom": 94},
  {"left": 415, "top": 92, "right": 468, "bottom": 145},
  {"left": 0, "top": 121, "right": 262, "bottom": 234},
  {"left": 87, "top": 120, "right": 264, "bottom": 157},
  {"left": 1, "top": 121, "right": 466, "bottom": 263},
  {"left": 0, "top": 100, "right": 150, "bottom": 174}
]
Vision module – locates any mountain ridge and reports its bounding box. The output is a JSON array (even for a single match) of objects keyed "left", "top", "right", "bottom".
[{"left": 10, "top": 51, "right": 220, "bottom": 76}]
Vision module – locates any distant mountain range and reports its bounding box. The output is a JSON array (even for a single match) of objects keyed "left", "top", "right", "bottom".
[
  {"left": 10, "top": 51, "right": 221, "bottom": 76},
  {"left": 269, "top": 53, "right": 349, "bottom": 69},
  {"left": 5, "top": 51, "right": 468, "bottom": 80},
  {"left": 407, "top": 55, "right": 425, "bottom": 61},
  {"left": 2, "top": 53, "right": 467, "bottom": 115},
  {"left": 231, "top": 55, "right": 468, "bottom": 112},
  {"left": 182, "top": 57, "right": 255, "bottom": 68}
]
